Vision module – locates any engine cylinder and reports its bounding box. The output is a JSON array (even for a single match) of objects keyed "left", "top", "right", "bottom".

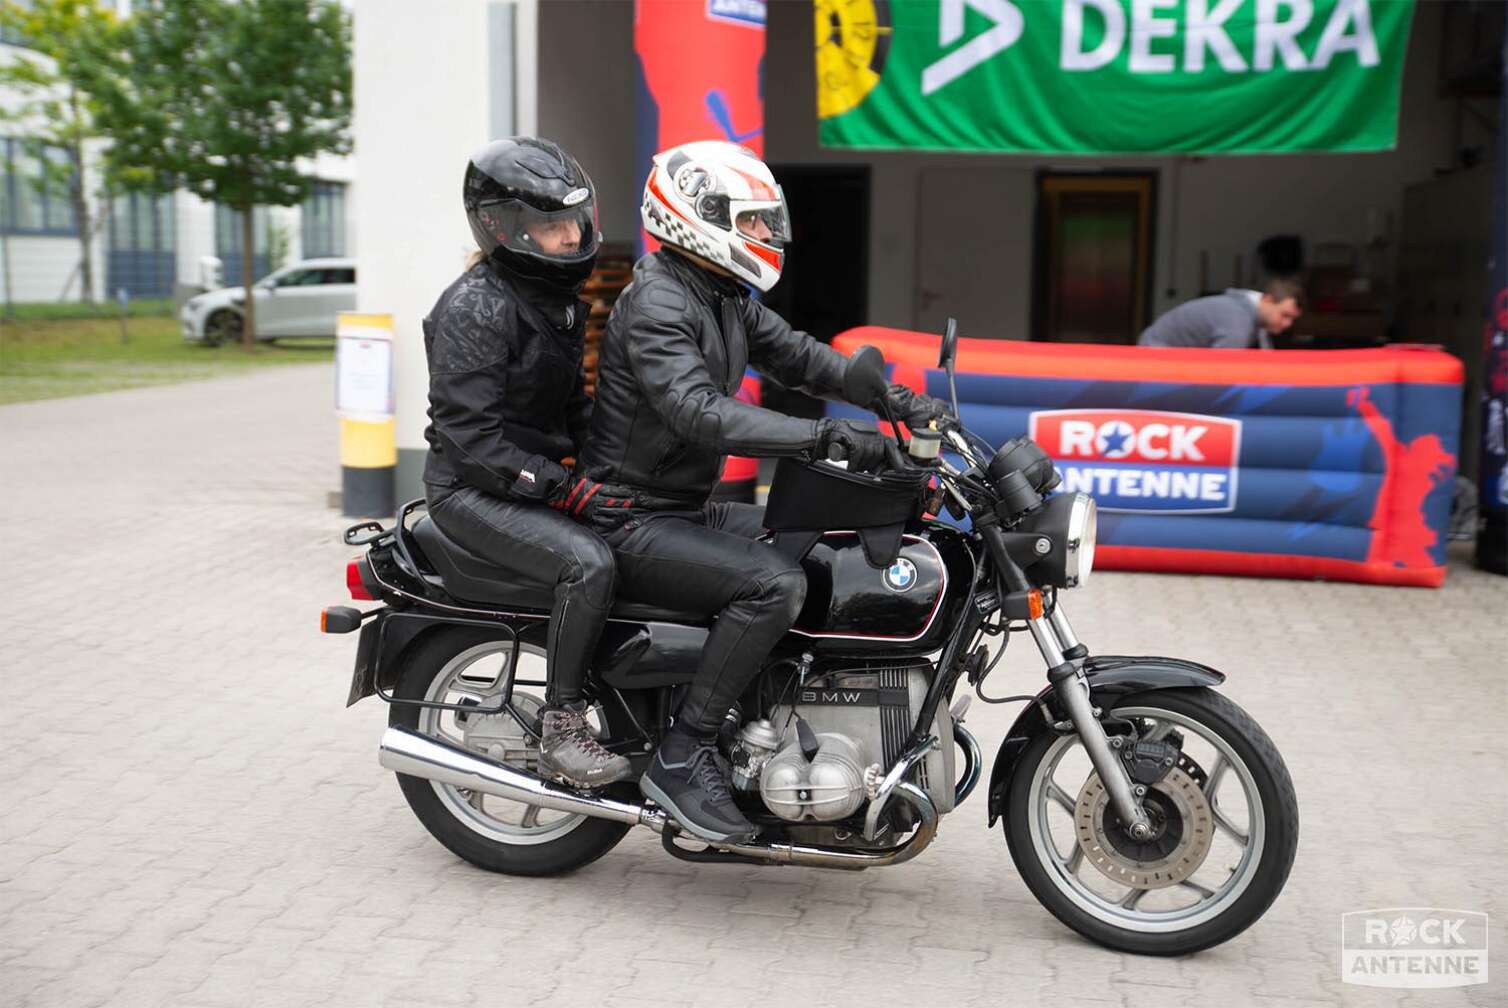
[{"left": 760, "top": 732, "right": 870, "bottom": 822}]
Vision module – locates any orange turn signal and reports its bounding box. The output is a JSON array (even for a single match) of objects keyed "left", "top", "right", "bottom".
[
  {"left": 1026, "top": 589, "right": 1044, "bottom": 620},
  {"left": 321, "top": 606, "right": 363, "bottom": 634}
]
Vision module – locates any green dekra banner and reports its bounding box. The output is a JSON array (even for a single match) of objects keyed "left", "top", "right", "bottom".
[{"left": 816, "top": 0, "right": 1416, "bottom": 154}]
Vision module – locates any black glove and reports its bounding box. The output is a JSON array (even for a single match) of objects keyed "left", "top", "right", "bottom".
[
  {"left": 815, "top": 419, "right": 903, "bottom": 472},
  {"left": 513, "top": 458, "right": 571, "bottom": 502},
  {"left": 550, "top": 473, "right": 634, "bottom": 524},
  {"left": 883, "top": 383, "right": 950, "bottom": 430}
]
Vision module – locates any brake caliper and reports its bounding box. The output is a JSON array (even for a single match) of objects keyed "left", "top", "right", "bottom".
[{"left": 1118, "top": 738, "right": 1182, "bottom": 787}]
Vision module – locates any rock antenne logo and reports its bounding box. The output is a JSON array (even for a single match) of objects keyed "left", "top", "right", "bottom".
[
  {"left": 1029, "top": 408, "right": 1242, "bottom": 514},
  {"left": 1341, "top": 908, "right": 1489, "bottom": 988}
]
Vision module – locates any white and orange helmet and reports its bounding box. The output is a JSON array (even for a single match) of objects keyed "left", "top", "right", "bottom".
[{"left": 641, "top": 140, "right": 791, "bottom": 292}]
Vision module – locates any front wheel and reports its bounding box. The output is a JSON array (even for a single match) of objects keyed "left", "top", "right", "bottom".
[
  {"left": 390, "top": 629, "right": 630, "bottom": 876},
  {"left": 1004, "top": 687, "right": 1298, "bottom": 955},
  {"left": 201, "top": 310, "right": 242, "bottom": 347}
]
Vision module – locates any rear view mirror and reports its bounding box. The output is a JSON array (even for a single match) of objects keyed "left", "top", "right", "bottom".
[
  {"left": 844, "top": 344, "right": 889, "bottom": 409},
  {"left": 939, "top": 318, "right": 961, "bottom": 421},
  {"left": 938, "top": 318, "right": 958, "bottom": 371}
]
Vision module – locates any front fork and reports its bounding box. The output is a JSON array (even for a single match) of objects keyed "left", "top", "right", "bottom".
[
  {"left": 980, "top": 521, "right": 1153, "bottom": 839},
  {"left": 1027, "top": 607, "right": 1153, "bottom": 839}
]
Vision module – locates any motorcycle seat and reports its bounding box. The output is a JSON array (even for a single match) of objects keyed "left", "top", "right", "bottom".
[{"left": 410, "top": 514, "right": 712, "bottom": 626}]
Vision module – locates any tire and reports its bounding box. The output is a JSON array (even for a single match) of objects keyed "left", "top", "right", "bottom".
[
  {"left": 389, "top": 628, "right": 630, "bottom": 876},
  {"left": 202, "top": 310, "right": 242, "bottom": 347},
  {"left": 1004, "top": 687, "right": 1298, "bottom": 955}
]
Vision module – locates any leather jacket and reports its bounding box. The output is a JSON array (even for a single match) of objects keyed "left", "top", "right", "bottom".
[
  {"left": 422, "top": 261, "right": 591, "bottom": 502},
  {"left": 578, "top": 250, "right": 851, "bottom": 513}
]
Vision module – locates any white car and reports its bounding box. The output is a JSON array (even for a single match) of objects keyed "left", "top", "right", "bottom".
[{"left": 181, "top": 258, "right": 357, "bottom": 345}]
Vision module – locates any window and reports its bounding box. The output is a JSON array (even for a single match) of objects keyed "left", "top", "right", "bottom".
[
  {"left": 301, "top": 180, "right": 346, "bottom": 258},
  {"left": 108, "top": 190, "right": 176, "bottom": 298},
  {"left": 323, "top": 267, "right": 355, "bottom": 285},
  {"left": 1, "top": 0, "right": 33, "bottom": 48},
  {"left": 215, "top": 204, "right": 271, "bottom": 286},
  {"left": 1, "top": 138, "right": 76, "bottom": 235},
  {"left": 274, "top": 268, "right": 322, "bottom": 287}
]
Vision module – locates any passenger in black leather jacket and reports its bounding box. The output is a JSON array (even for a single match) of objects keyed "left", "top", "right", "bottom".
[
  {"left": 422, "top": 137, "right": 630, "bottom": 789},
  {"left": 575, "top": 141, "right": 945, "bottom": 843}
]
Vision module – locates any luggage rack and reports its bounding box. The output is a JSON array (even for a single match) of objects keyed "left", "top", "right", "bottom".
[{"left": 345, "top": 499, "right": 442, "bottom": 589}]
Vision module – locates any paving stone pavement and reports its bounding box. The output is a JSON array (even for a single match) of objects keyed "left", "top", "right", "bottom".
[{"left": 1, "top": 363, "right": 1505, "bottom": 1008}]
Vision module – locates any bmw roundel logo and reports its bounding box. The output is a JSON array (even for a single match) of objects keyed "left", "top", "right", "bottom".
[{"left": 883, "top": 557, "right": 918, "bottom": 593}]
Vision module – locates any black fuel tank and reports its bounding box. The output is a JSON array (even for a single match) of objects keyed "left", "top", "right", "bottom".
[{"left": 789, "top": 525, "right": 974, "bottom": 655}]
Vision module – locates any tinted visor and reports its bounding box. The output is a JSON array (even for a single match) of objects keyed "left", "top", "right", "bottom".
[
  {"left": 473, "top": 198, "right": 598, "bottom": 262},
  {"left": 733, "top": 202, "right": 790, "bottom": 249}
]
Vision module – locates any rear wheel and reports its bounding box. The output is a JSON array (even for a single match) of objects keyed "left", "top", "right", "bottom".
[
  {"left": 1004, "top": 687, "right": 1298, "bottom": 955},
  {"left": 390, "top": 629, "right": 630, "bottom": 875}
]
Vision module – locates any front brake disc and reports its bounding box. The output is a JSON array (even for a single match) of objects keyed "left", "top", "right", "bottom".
[{"left": 1073, "top": 760, "right": 1214, "bottom": 889}]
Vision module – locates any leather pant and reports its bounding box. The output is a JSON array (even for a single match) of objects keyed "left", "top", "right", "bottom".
[
  {"left": 426, "top": 485, "right": 614, "bottom": 706},
  {"left": 604, "top": 501, "right": 807, "bottom": 733}
]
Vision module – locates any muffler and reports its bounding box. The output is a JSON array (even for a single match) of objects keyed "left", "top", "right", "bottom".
[
  {"left": 380, "top": 726, "right": 940, "bottom": 869},
  {"left": 378, "top": 726, "right": 667, "bottom": 830}
]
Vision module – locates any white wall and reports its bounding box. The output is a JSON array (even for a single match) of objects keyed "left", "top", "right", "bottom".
[
  {"left": 353, "top": 0, "right": 512, "bottom": 467},
  {"left": 2, "top": 235, "right": 75, "bottom": 301}
]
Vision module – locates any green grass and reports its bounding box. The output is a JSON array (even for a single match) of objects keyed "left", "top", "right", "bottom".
[
  {"left": 0, "top": 314, "right": 332, "bottom": 405},
  {"left": 3, "top": 299, "right": 178, "bottom": 320}
]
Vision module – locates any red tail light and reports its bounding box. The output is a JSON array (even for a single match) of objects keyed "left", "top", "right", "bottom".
[{"left": 347, "top": 558, "right": 375, "bottom": 601}]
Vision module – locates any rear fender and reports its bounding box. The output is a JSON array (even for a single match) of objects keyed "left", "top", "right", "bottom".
[
  {"left": 345, "top": 609, "right": 544, "bottom": 707},
  {"left": 984, "top": 655, "right": 1225, "bottom": 826}
]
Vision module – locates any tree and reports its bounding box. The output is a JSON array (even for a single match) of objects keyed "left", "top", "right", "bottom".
[
  {"left": 0, "top": 0, "right": 120, "bottom": 303},
  {"left": 89, "top": 0, "right": 351, "bottom": 346}
]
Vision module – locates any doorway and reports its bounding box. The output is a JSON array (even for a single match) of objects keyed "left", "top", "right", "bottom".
[
  {"left": 1032, "top": 172, "right": 1156, "bottom": 344},
  {"left": 763, "top": 164, "right": 870, "bottom": 418}
]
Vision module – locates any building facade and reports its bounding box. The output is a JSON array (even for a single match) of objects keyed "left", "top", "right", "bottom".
[
  {"left": 0, "top": 2, "right": 357, "bottom": 305},
  {"left": 352, "top": 0, "right": 1501, "bottom": 496}
]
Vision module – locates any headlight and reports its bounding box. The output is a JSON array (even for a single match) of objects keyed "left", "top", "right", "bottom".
[
  {"left": 1064, "top": 493, "right": 1097, "bottom": 587},
  {"left": 1015, "top": 491, "right": 1097, "bottom": 589}
]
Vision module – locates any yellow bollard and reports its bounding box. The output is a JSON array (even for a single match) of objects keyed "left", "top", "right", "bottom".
[{"left": 336, "top": 312, "right": 397, "bottom": 517}]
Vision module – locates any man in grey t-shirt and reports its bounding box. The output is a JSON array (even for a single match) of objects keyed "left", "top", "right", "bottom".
[{"left": 1138, "top": 278, "right": 1303, "bottom": 349}]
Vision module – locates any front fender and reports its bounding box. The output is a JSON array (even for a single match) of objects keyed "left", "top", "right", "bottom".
[{"left": 984, "top": 655, "right": 1225, "bottom": 826}]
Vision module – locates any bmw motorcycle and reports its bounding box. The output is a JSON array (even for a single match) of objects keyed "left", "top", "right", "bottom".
[{"left": 323, "top": 324, "right": 1298, "bottom": 956}]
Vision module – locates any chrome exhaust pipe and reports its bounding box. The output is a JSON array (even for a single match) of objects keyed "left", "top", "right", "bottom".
[
  {"left": 705, "top": 781, "right": 939, "bottom": 870},
  {"left": 378, "top": 726, "right": 667, "bottom": 831},
  {"left": 381, "top": 726, "right": 939, "bottom": 869},
  {"left": 953, "top": 722, "right": 983, "bottom": 806}
]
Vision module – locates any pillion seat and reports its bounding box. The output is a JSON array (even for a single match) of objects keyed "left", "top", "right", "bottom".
[{"left": 410, "top": 514, "right": 712, "bottom": 625}]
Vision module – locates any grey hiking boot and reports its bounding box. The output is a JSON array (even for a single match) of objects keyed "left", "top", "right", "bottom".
[{"left": 537, "top": 703, "right": 633, "bottom": 788}]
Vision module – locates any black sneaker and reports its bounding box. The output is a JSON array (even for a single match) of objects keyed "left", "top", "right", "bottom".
[{"left": 640, "top": 729, "right": 757, "bottom": 844}]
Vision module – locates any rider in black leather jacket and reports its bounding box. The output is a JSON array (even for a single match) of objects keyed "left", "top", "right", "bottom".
[
  {"left": 576, "top": 248, "right": 855, "bottom": 514},
  {"left": 574, "top": 141, "right": 945, "bottom": 843},
  {"left": 423, "top": 137, "right": 631, "bottom": 789}
]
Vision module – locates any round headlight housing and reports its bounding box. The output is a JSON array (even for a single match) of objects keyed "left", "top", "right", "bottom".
[
  {"left": 1065, "top": 493, "right": 1097, "bottom": 587},
  {"left": 1014, "top": 491, "right": 1096, "bottom": 589}
]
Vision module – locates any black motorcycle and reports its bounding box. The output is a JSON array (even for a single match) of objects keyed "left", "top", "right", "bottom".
[{"left": 324, "top": 325, "right": 1297, "bottom": 956}]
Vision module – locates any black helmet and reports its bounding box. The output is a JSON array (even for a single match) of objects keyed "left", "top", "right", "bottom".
[{"left": 463, "top": 137, "right": 600, "bottom": 292}]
